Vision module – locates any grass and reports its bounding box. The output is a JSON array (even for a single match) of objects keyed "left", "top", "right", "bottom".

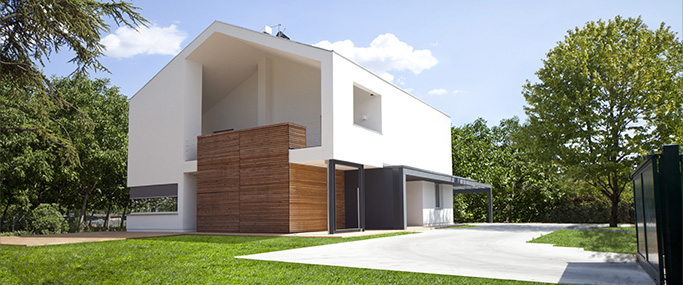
[
  {"left": 529, "top": 229, "right": 636, "bottom": 254},
  {"left": 0, "top": 232, "right": 546, "bottom": 284},
  {"left": 448, "top": 225, "right": 479, "bottom": 229},
  {"left": 586, "top": 226, "right": 636, "bottom": 232}
]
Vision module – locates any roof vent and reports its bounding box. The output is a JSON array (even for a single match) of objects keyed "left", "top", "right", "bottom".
[
  {"left": 260, "top": 25, "right": 273, "bottom": 35},
  {"left": 275, "top": 30, "right": 290, "bottom": 40},
  {"left": 260, "top": 24, "right": 290, "bottom": 40}
]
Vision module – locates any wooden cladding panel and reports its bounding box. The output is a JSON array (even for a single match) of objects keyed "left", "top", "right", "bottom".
[
  {"left": 289, "top": 164, "right": 345, "bottom": 233},
  {"left": 288, "top": 124, "right": 307, "bottom": 149},
  {"left": 238, "top": 124, "right": 293, "bottom": 233},
  {"left": 197, "top": 123, "right": 302, "bottom": 233},
  {"left": 197, "top": 131, "right": 240, "bottom": 232},
  {"left": 198, "top": 122, "right": 341, "bottom": 234},
  {"left": 196, "top": 191, "right": 239, "bottom": 232}
]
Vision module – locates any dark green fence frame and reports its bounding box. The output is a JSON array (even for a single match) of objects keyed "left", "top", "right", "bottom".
[{"left": 630, "top": 145, "right": 682, "bottom": 284}]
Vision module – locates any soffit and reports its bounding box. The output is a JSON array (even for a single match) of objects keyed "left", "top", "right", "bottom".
[{"left": 186, "top": 32, "right": 321, "bottom": 111}]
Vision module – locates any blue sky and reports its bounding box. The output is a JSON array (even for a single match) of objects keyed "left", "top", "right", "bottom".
[{"left": 44, "top": 0, "right": 683, "bottom": 127}]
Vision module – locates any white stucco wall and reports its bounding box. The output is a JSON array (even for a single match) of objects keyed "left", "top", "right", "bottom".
[
  {"left": 202, "top": 71, "right": 258, "bottom": 134},
  {"left": 199, "top": 56, "right": 321, "bottom": 146},
  {"left": 270, "top": 57, "right": 322, "bottom": 146},
  {"left": 329, "top": 53, "right": 452, "bottom": 174},
  {"left": 406, "top": 181, "right": 424, "bottom": 226},
  {"left": 127, "top": 59, "right": 201, "bottom": 232},
  {"left": 421, "top": 182, "right": 453, "bottom": 226}
]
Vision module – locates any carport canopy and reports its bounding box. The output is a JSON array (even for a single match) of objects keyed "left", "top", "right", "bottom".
[
  {"left": 403, "top": 166, "right": 493, "bottom": 223},
  {"left": 326, "top": 162, "right": 494, "bottom": 235}
]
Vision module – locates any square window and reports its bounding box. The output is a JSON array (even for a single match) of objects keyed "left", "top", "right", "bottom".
[{"left": 353, "top": 85, "right": 382, "bottom": 133}]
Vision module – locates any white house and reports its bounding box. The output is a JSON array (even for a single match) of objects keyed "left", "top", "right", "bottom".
[{"left": 127, "top": 21, "right": 491, "bottom": 233}]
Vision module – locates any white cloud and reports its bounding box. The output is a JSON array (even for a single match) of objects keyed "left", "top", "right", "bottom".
[
  {"left": 452, "top": 89, "right": 463, "bottom": 95},
  {"left": 428, "top": 88, "right": 449, "bottom": 96},
  {"left": 101, "top": 24, "right": 187, "bottom": 58},
  {"left": 314, "top": 33, "right": 437, "bottom": 80}
]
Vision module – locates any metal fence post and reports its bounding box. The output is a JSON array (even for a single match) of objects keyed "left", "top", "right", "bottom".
[{"left": 659, "top": 145, "right": 682, "bottom": 284}]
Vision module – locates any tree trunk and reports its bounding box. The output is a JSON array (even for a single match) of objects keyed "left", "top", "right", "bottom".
[
  {"left": 88, "top": 210, "right": 95, "bottom": 228},
  {"left": 119, "top": 203, "right": 128, "bottom": 231},
  {"left": 78, "top": 192, "right": 89, "bottom": 232},
  {"left": 609, "top": 192, "right": 620, "bottom": 227},
  {"left": 1, "top": 195, "right": 12, "bottom": 233},
  {"left": 104, "top": 198, "right": 112, "bottom": 229}
]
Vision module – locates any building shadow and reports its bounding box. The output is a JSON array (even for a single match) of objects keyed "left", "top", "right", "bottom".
[{"left": 558, "top": 262, "right": 653, "bottom": 285}]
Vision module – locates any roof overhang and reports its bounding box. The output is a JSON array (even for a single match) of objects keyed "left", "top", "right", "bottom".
[{"left": 400, "top": 165, "right": 492, "bottom": 192}]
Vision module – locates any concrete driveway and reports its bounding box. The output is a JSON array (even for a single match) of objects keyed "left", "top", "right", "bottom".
[{"left": 237, "top": 223, "right": 652, "bottom": 284}]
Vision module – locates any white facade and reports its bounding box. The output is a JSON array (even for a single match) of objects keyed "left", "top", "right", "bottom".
[
  {"left": 406, "top": 181, "right": 454, "bottom": 226},
  {"left": 127, "top": 21, "right": 454, "bottom": 232}
]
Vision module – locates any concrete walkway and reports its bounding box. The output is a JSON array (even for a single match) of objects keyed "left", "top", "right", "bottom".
[{"left": 237, "top": 223, "right": 653, "bottom": 284}]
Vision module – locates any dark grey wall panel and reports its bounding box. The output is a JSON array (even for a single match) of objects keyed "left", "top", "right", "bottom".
[
  {"left": 344, "top": 170, "right": 360, "bottom": 228},
  {"left": 347, "top": 167, "right": 404, "bottom": 230},
  {"left": 364, "top": 168, "right": 394, "bottom": 229},
  {"left": 392, "top": 167, "right": 405, "bottom": 229},
  {"left": 129, "top": 183, "right": 178, "bottom": 199}
]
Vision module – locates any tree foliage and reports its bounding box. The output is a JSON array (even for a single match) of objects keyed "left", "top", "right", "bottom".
[
  {"left": 521, "top": 16, "right": 683, "bottom": 226},
  {"left": 451, "top": 118, "right": 565, "bottom": 222},
  {"left": 53, "top": 76, "right": 129, "bottom": 231},
  {"left": 0, "top": 0, "right": 146, "bottom": 163},
  {"left": 26, "top": 203, "right": 67, "bottom": 235},
  {"left": 0, "top": 75, "right": 129, "bottom": 233}
]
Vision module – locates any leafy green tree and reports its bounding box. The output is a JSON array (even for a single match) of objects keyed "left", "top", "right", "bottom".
[
  {"left": 522, "top": 16, "right": 683, "bottom": 226},
  {"left": 0, "top": 76, "right": 129, "bottom": 233},
  {"left": 451, "top": 118, "right": 565, "bottom": 222},
  {"left": 51, "top": 76, "right": 129, "bottom": 232},
  {"left": 0, "top": 92, "right": 57, "bottom": 231},
  {"left": 0, "top": 0, "right": 146, "bottom": 163}
]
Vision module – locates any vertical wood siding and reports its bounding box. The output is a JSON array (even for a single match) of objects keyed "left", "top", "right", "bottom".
[
  {"left": 289, "top": 164, "right": 345, "bottom": 232},
  {"left": 197, "top": 123, "right": 344, "bottom": 233}
]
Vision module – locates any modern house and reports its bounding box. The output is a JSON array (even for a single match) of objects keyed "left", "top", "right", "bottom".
[{"left": 127, "top": 21, "right": 492, "bottom": 233}]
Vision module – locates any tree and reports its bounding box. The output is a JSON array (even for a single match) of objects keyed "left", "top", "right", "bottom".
[
  {"left": 522, "top": 16, "right": 683, "bottom": 227},
  {"left": 0, "top": 0, "right": 146, "bottom": 164},
  {"left": 51, "top": 76, "right": 129, "bottom": 232},
  {"left": 0, "top": 75, "right": 129, "bottom": 233},
  {"left": 0, "top": 87, "right": 57, "bottom": 231},
  {"left": 451, "top": 118, "right": 564, "bottom": 222}
]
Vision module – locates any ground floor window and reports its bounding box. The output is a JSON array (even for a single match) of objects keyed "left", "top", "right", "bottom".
[
  {"left": 129, "top": 183, "right": 178, "bottom": 213},
  {"left": 131, "top": 196, "right": 178, "bottom": 213}
]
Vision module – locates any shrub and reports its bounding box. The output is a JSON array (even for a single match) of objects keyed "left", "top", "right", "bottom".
[
  {"left": 26, "top": 204, "right": 67, "bottom": 235},
  {"left": 535, "top": 195, "right": 634, "bottom": 224},
  {"left": 0, "top": 230, "right": 32, "bottom": 237}
]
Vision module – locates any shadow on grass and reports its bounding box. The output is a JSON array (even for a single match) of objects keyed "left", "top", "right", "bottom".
[{"left": 559, "top": 261, "right": 650, "bottom": 284}]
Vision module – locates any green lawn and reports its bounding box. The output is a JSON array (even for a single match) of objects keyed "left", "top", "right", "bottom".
[
  {"left": 587, "top": 226, "right": 636, "bottom": 232},
  {"left": 529, "top": 229, "right": 636, "bottom": 254},
  {"left": 0, "top": 232, "right": 546, "bottom": 284},
  {"left": 448, "top": 225, "right": 479, "bottom": 229}
]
